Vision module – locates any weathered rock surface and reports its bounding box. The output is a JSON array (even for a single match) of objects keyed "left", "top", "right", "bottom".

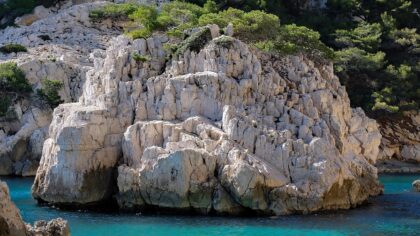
[
  {"left": 0, "top": 180, "right": 69, "bottom": 236},
  {"left": 0, "top": 2, "right": 122, "bottom": 176},
  {"left": 376, "top": 111, "right": 420, "bottom": 173},
  {"left": 26, "top": 218, "right": 70, "bottom": 236},
  {"left": 32, "top": 20, "right": 383, "bottom": 215},
  {"left": 0, "top": 181, "right": 27, "bottom": 236}
]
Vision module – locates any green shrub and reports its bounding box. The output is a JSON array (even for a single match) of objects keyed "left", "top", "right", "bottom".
[
  {"left": 198, "top": 8, "right": 280, "bottom": 42},
  {"left": 89, "top": 3, "right": 139, "bottom": 20},
  {"left": 334, "top": 48, "right": 385, "bottom": 72},
  {"left": 132, "top": 52, "right": 150, "bottom": 62},
  {"left": 334, "top": 22, "right": 382, "bottom": 51},
  {"left": 213, "top": 35, "right": 235, "bottom": 48},
  {"left": 0, "top": 94, "right": 12, "bottom": 117},
  {"left": 36, "top": 79, "right": 63, "bottom": 108},
  {"left": 126, "top": 5, "right": 159, "bottom": 39},
  {"left": 0, "top": 62, "right": 31, "bottom": 93},
  {"left": 174, "top": 27, "right": 212, "bottom": 56},
  {"left": 0, "top": 44, "right": 27, "bottom": 54},
  {"left": 254, "top": 24, "right": 334, "bottom": 62}
]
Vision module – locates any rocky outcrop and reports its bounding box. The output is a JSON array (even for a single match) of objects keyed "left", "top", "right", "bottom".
[
  {"left": 0, "top": 181, "right": 27, "bottom": 236},
  {"left": 32, "top": 19, "right": 383, "bottom": 215},
  {"left": 413, "top": 180, "right": 420, "bottom": 192},
  {"left": 0, "top": 2, "right": 122, "bottom": 176},
  {"left": 0, "top": 180, "right": 69, "bottom": 236},
  {"left": 376, "top": 111, "right": 420, "bottom": 173},
  {"left": 26, "top": 218, "right": 70, "bottom": 236}
]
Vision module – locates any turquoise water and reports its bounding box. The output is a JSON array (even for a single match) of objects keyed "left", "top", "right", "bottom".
[{"left": 2, "top": 175, "right": 420, "bottom": 236}]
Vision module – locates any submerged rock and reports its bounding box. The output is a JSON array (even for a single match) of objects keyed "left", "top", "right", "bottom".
[
  {"left": 0, "top": 180, "right": 69, "bottom": 236},
  {"left": 31, "top": 26, "right": 383, "bottom": 215}
]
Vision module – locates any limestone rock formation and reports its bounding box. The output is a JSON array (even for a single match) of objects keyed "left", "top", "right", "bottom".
[
  {"left": 0, "top": 180, "right": 69, "bottom": 236},
  {"left": 0, "top": 2, "right": 122, "bottom": 176},
  {"left": 32, "top": 20, "right": 383, "bottom": 214},
  {"left": 376, "top": 111, "right": 420, "bottom": 173},
  {"left": 26, "top": 218, "right": 70, "bottom": 236}
]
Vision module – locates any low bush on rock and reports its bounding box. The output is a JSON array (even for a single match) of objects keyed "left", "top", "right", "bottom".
[
  {"left": 0, "top": 44, "right": 28, "bottom": 54},
  {"left": 254, "top": 24, "right": 335, "bottom": 62},
  {"left": 36, "top": 79, "right": 63, "bottom": 108},
  {"left": 0, "top": 62, "right": 31, "bottom": 93},
  {"left": 132, "top": 52, "right": 150, "bottom": 62},
  {"left": 174, "top": 27, "right": 213, "bottom": 56},
  {"left": 89, "top": 3, "right": 139, "bottom": 21}
]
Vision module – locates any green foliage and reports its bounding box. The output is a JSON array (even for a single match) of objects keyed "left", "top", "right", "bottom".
[
  {"left": 156, "top": 1, "right": 206, "bottom": 38},
  {"left": 132, "top": 52, "right": 150, "bottom": 62},
  {"left": 0, "top": 62, "right": 31, "bottom": 93},
  {"left": 334, "top": 22, "right": 382, "bottom": 51},
  {"left": 213, "top": 35, "right": 235, "bottom": 48},
  {"left": 0, "top": 94, "right": 12, "bottom": 117},
  {"left": 89, "top": 3, "right": 139, "bottom": 20},
  {"left": 335, "top": 48, "right": 385, "bottom": 72},
  {"left": 36, "top": 79, "right": 63, "bottom": 108},
  {"left": 203, "top": 0, "right": 218, "bottom": 13},
  {"left": 255, "top": 24, "right": 334, "bottom": 62},
  {"left": 0, "top": 44, "right": 27, "bottom": 54},
  {"left": 174, "top": 27, "right": 213, "bottom": 56},
  {"left": 198, "top": 8, "right": 280, "bottom": 42}
]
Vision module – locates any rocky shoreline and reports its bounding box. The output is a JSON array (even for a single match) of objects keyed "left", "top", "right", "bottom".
[{"left": 0, "top": 180, "right": 69, "bottom": 236}]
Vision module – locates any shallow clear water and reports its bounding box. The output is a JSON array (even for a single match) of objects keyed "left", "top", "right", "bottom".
[{"left": 2, "top": 174, "right": 420, "bottom": 236}]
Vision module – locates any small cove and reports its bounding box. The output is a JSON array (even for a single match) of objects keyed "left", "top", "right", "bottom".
[{"left": 3, "top": 174, "right": 420, "bottom": 236}]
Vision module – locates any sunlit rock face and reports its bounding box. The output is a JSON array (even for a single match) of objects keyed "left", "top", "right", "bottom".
[
  {"left": 31, "top": 22, "right": 383, "bottom": 214},
  {"left": 0, "top": 2, "right": 121, "bottom": 176}
]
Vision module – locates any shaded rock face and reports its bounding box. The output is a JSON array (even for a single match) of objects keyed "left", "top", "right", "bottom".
[
  {"left": 0, "top": 180, "right": 69, "bottom": 236},
  {"left": 413, "top": 180, "right": 420, "bottom": 192},
  {"left": 0, "top": 2, "right": 122, "bottom": 176},
  {"left": 376, "top": 111, "right": 420, "bottom": 173},
  {"left": 32, "top": 25, "right": 382, "bottom": 215}
]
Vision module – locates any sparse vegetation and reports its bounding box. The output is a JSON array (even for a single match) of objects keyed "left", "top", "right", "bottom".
[
  {"left": 132, "top": 52, "right": 150, "bottom": 62},
  {"left": 89, "top": 3, "right": 139, "bottom": 21},
  {"left": 0, "top": 95, "right": 12, "bottom": 117},
  {"left": 0, "top": 44, "right": 28, "bottom": 54},
  {"left": 254, "top": 24, "right": 335, "bottom": 62},
  {"left": 0, "top": 62, "right": 31, "bottom": 93},
  {"left": 36, "top": 79, "right": 63, "bottom": 108},
  {"left": 174, "top": 27, "right": 212, "bottom": 56}
]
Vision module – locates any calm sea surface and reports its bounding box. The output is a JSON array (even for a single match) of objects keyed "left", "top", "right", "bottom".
[{"left": 3, "top": 174, "right": 420, "bottom": 236}]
